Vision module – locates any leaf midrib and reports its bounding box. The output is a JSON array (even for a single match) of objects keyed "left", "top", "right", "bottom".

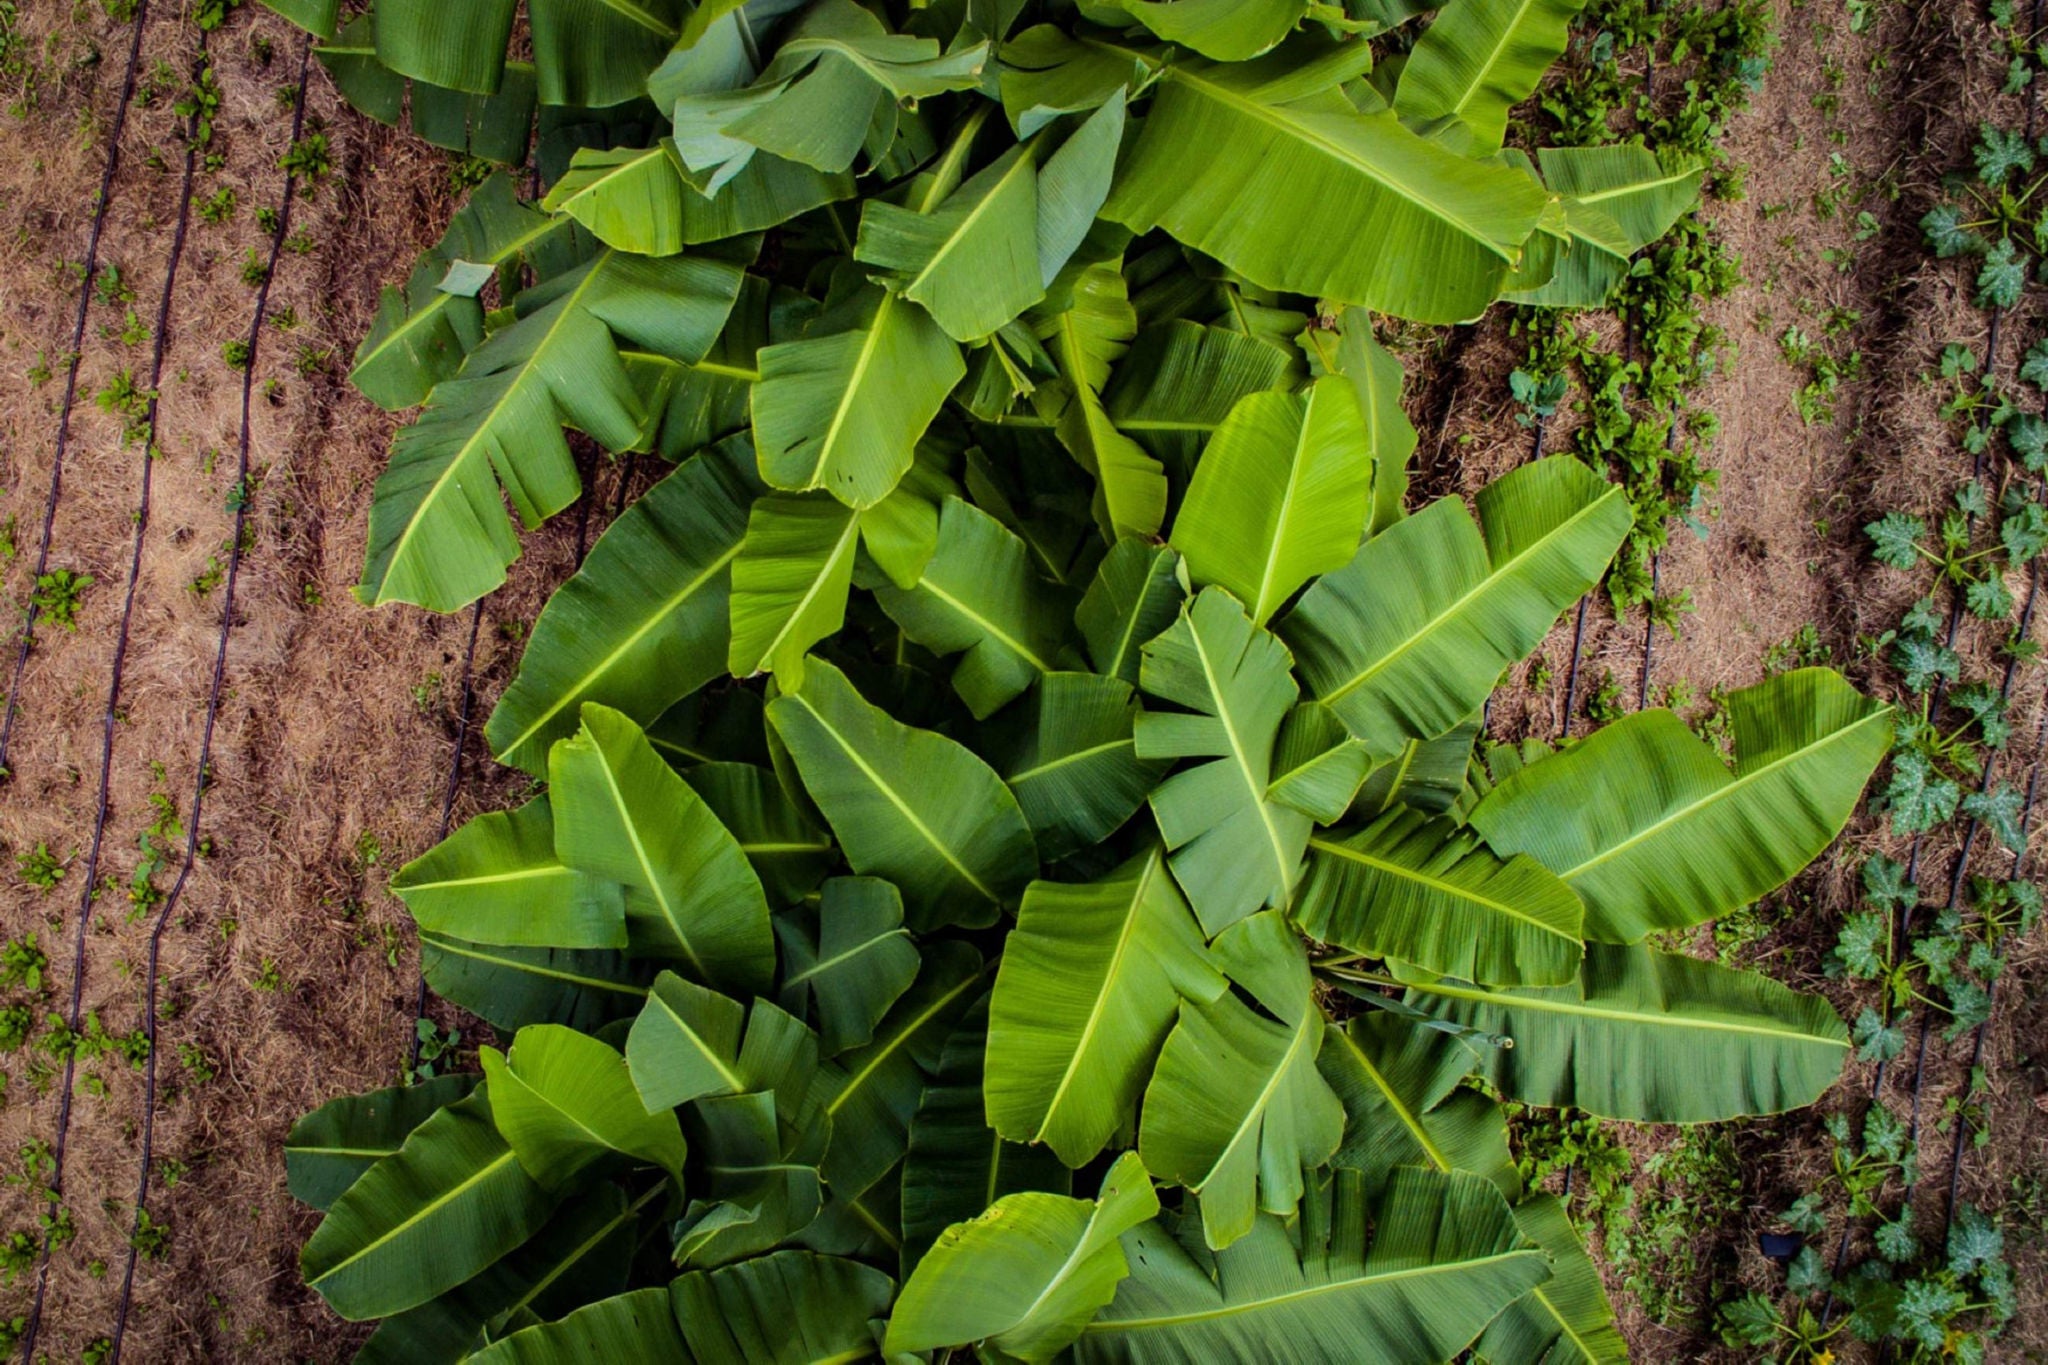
[
  {"left": 1307, "top": 835, "right": 1578, "bottom": 942},
  {"left": 1086, "top": 1248, "right": 1541, "bottom": 1332},
  {"left": 1167, "top": 67, "right": 1516, "bottom": 264},
  {"left": 308, "top": 1149, "right": 519, "bottom": 1286},
  {"left": 1551, "top": 708, "right": 1890, "bottom": 884},
  {"left": 827, "top": 966, "right": 985, "bottom": 1118},
  {"left": 1035, "top": 852, "right": 1163, "bottom": 1144},
  {"left": 1188, "top": 610, "right": 1292, "bottom": 897},
  {"left": 784, "top": 692, "right": 998, "bottom": 905},
  {"left": 1320, "top": 488, "right": 1620, "bottom": 706},
  {"left": 1400, "top": 976, "right": 1852, "bottom": 1048}
]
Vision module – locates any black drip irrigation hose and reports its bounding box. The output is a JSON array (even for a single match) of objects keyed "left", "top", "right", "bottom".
[
  {"left": 405, "top": 600, "right": 485, "bottom": 1074},
  {"left": 101, "top": 36, "right": 314, "bottom": 1362},
  {"left": 0, "top": 1, "right": 152, "bottom": 777},
  {"left": 19, "top": 21, "right": 209, "bottom": 1357}
]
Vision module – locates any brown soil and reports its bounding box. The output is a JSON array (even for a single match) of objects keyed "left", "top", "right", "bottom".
[{"left": 0, "top": 1, "right": 2041, "bottom": 1361}]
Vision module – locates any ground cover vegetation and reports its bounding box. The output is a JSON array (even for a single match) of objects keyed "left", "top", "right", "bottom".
[{"left": 204, "top": 0, "right": 1905, "bottom": 1359}]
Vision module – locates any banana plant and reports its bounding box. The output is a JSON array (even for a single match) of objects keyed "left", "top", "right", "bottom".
[{"left": 268, "top": 0, "right": 1898, "bottom": 1361}]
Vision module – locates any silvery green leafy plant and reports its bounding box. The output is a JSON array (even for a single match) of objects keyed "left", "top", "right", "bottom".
[{"left": 268, "top": 0, "right": 1887, "bottom": 1360}]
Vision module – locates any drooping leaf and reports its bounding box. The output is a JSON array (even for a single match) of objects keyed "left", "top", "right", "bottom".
[
  {"left": 1296, "top": 808, "right": 1584, "bottom": 986},
  {"left": 1395, "top": 0, "right": 1589, "bottom": 155},
  {"left": 349, "top": 174, "right": 575, "bottom": 410},
  {"left": 872, "top": 496, "right": 1077, "bottom": 717},
  {"left": 767, "top": 657, "right": 1037, "bottom": 931},
  {"left": 1136, "top": 587, "right": 1310, "bottom": 935},
  {"left": 487, "top": 442, "right": 758, "bottom": 775},
  {"left": 392, "top": 797, "right": 627, "bottom": 950},
  {"left": 1169, "top": 378, "right": 1372, "bottom": 624},
  {"left": 1076, "top": 540, "right": 1186, "bottom": 686},
  {"left": 773, "top": 876, "right": 920, "bottom": 1057},
  {"left": 902, "top": 1001, "right": 1073, "bottom": 1273},
  {"left": 811, "top": 941, "right": 986, "bottom": 1199},
  {"left": 669, "top": 1250, "right": 897, "bottom": 1365},
  {"left": 1282, "top": 456, "right": 1630, "bottom": 753},
  {"left": 302, "top": 1090, "right": 561, "bottom": 1321},
  {"left": 1401, "top": 943, "right": 1853, "bottom": 1122},
  {"left": 481, "top": 1024, "right": 687, "bottom": 1187},
  {"left": 1468, "top": 669, "right": 1892, "bottom": 942},
  {"left": 1318, "top": 1012, "right": 1514, "bottom": 1197},
  {"left": 358, "top": 249, "right": 746, "bottom": 613},
  {"left": 888, "top": 1151, "right": 1158, "bottom": 1363},
  {"left": 753, "top": 283, "right": 965, "bottom": 508},
  {"left": 1072, "top": 1167, "right": 1550, "bottom": 1363},
  {"left": 988, "top": 847, "right": 1225, "bottom": 1167},
  {"left": 1106, "top": 40, "right": 1553, "bottom": 323},
  {"left": 990, "top": 671, "right": 1166, "bottom": 861},
  {"left": 1138, "top": 913, "right": 1344, "bottom": 1248},
  {"left": 549, "top": 703, "right": 776, "bottom": 992},
  {"left": 1477, "top": 1193, "right": 1630, "bottom": 1365},
  {"left": 624, "top": 969, "right": 817, "bottom": 1114},
  {"left": 727, "top": 494, "right": 861, "bottom": 689},
  {"left": 285, "top": 1075, "right": 481, "bottom": 1211}
]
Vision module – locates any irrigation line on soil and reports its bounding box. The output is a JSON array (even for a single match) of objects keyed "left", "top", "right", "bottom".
[
  {"left": 406, "top": 599, "right": 486, "bottom": 1074},
  {"left": 17, "top": 22, "right": 209, "bottom": 1357},
  {"left": 0, "top": 1, "right": 153, "bottom": 778},
  {"left": 101, "top": 36, "right": 315, "bottom": 1362}
]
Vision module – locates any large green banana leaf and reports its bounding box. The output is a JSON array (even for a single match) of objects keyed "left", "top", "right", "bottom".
[
  {"left": 1301, "top": 310, "right": 1414, "bottom": 536},
  {"left": 624, "top": 970, "right": 817, "bottom": 1113},
  {"left": 872, "top": 496, "right": 1077, "bottom": 717},
  {"left": 392, "top": 796, "right": 627, "bottom": 950},
  {"left": 1138, "top": 914, "right": 1344, "bottom": 1249},
  {"left": 547, "top": 143, "right": 856, "bottom": 250},
  {"left": 1118, "top": 0, "right": 1310, "bottom": 61},
  {"left": 1506, "top": 144, "right": 1702, "bottom": 307},
  {"left": 811, "top": 942, "right": 986, "bottom": 1198},
  {"left": 1105, "top": 38, "right": 1552, "bottom": 322},
  {"left": 258, "top": 0, "right": 339, "bottom": 39},
  {"left": 1071, "top": 1167, "right": 1550, "bottom": 1363},
  {"left": 285, "top": 1075, "right": 481, "bottom": 1210},
  {"left": 1136, "top": 587, "right": 1309, "bottom": 934},
  {"left": 889, "top": 1152, "right": 1157, "bottom": 1362},
  {"left": 753, "top": 282, "right": 963, "bottom": 509},
  {"left": 1099, "top": 321, "right": 1304, "bottom": 482},
  {"left": 1031, "top": 261, "right": 1171, "bottom": 539},
  {"left": 1296, "top": 808, "right": 1584, "bottom": 986},
  {"left": 1480, "top": 1193, "right": 1631, "bottom": 1365},
  {"left": 469, "top": 1288, "right": 687, "bottom": 1364},
  {"left": 420, "top": 937, "right": 652, "bottom": 1035},
  {"left": 350, "top": 174, "right": 576, "bottom": 410},
  {"left": 727, "top": 494, "right": 861, "bottom": 688},
  {"left": 316, "top": 16, "right": 539, "bottom": 167},
  {"left": 1169, "top": 377, "right": 1372, "bottom": 625},
  {"left": 987, "top": 848, "right": 1224, "bottom": 1167},
  {"left": 1394, "top": 0, "right": 1589, "bottom": 155},
  {"left": 486, "top": 443, "right": 758, "bottom": 775},
  {"left": 988, "top": 671, "right": 1165, "bottom": 861},
  {"left": 1317, "top": 1014, "right": 1514, "bottom": 1197},
  {"left": 369, "top": 0, "right": 685, "bottom": 106},
  {"left": 550, "top": 704, "right": 776, "bottom": 991},
  {"left": 1282, "top": 456, "right": 1630, "bottom": 753},
  {"left": 767, "top": 658, "right": 1036, "bottom": 931},
  {"left": 903, "top": 1002, "right": 1072, "bottom": 1273},
  {"left": 859, "top": 139, "right": 1044, "bottom": 343},
  {"left": 1350, "top": 714, "right": 1481, "bottom": 817},
  {"left": 1076, "top": 540, "right": 1186, "bottom": 686},
  {"left": 674, "top": 1090, "right": 825, "bottom": 1266},
  {"left": 481, "top": 1025, "right": 687, "bottom": 1187},
  {"left": 670, "top": 1251, "right": 896, "bottom": 1364},
  {"left": 1469, "top": 669, "right": 1893, "bottom": 942},
  {"left": 1401, "top": 942, "right": 1852, "bottom": 1121},
  {"left": 356, "top": 1183, "right": 647, "bottom": 1365},
  {"left": 358, "top": 250, "right": 745, "bottom": 612},
  {"left": 773, "top": 877, "right": 919, "bottom": 1057},
  {"left": 302, "top": 1090, "right": 561, "bottom": 1321},
  {"left": 1267, "top": 702, "right": 1375, "bottom": 821}
]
